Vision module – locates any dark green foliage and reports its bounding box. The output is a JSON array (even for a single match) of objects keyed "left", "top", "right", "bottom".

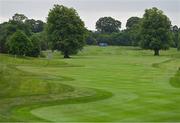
[
  {"left": 9, "top": 20, "right": 32, "bottom": 36},
  {"left": 93, "top": 16, "right": 140, "bottom": 46},
  {"left": 12, "top": 13, "right": 28, "bottom": 22},
  {"left": 140, "top": 7, "right": 172, "bottom": 56},
  {"left": 0, "top": 22, "right": 9, "bottom": 53},
  {"left": 6, "top": 30, "right": 32, "bottom": 56},
  {"left": 28, "top": 34, "right": 41, "bottom": 57},
  {"left": 25, "top": 19, "right": 45, "bottom": 33},
  {"left": 47, "top": 4, "right": 87, "bottom": 58},
  {"left": 10, "top": 13, "right": 31, "bottom": 36},
  {"left": 172, "top": 25, "right": 179, "bottom": 32},
  {"left": 111, "top": 31, "right": 132, "bottom": 46},
  {"left": 125, "top": 17, "right": 142, "bottom": 46},
  {"left": 178, "top": 33, "right": 180, "bottom": 51},
  {"left": 91, "top": 31, "right": 132, "bottom": 46},
  {"left": 85, "top": 31, "right": 97, "bottom": 45},
  {"left": 171, "top": 25, "right": 180, "bottom": 50},
  {"left": 37, "top": 31, "right": 49, "bottom": 50},
  {"left": 0, "top": 13, "right": 47, "bottom": 55},
  {"left": 86, "top": 36, "right": 97, "bottom": 45},
  {"left": 0, "top": 14, "right": 32, "bottom": 53},
  {"left": 126, "top": 17, "right": 141, "bottom": 29},
  {"left": 96, "top": 33, "right": 112, "bottom": 44},
  {"left": 96, "top": 17, "right": 121, "bottom": 33},
  {"left": 0, "top": 21, "right": 31, "bottom": 53}
]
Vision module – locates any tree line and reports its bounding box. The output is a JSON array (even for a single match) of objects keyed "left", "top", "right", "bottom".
[
  {"left": 0, "top": 13, "right": 47, "bottom": 57},
  {"left": 88, "top": 8, "right": 180, "bottom": 55},
  {"left": 0, "top": 5, "right": 180, "bottom": 58}
]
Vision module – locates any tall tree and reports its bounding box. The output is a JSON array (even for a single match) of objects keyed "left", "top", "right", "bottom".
[
  {"left": 10, "top": 13, "right": 32, "bottom": 36},
  {"left": 96, "top": 17, "right": 121, "bottom": 33},
  {"left": 140, "top": 7, "right": 172, "bottom": 56},
  {"left": 126, "top": 17, "right": 141, "bottom": 29},
  {"left": 126, "top": 17, "right": 142, "bottom": 46},
  {"left": 47, "top": 4, "right": 87, "bottom": 58}
]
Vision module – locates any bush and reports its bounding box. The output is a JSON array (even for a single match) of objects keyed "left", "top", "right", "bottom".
[
  {"left": 27, "top": 34, "right": 41, "bottom": 57},
  {"left": 6, "top": 30, "right": 32, "bottom": 56}
]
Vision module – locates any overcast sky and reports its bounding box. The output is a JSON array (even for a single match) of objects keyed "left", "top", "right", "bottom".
[{"left": 0, "top": 0, "right": 179, "bottom": 30}]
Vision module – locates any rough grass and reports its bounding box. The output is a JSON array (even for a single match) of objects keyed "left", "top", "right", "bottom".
[{"left": 0, "top": 46, "right": 180, "bottom": 122}]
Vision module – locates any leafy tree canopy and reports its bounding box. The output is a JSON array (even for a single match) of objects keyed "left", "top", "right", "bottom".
[
  {"left": 140, "top": 7, "right": 172, "bottom": 56},
  {"left": 12, "top": 13, "right": 28, "bottom": 22},
  {"left": 6, "top": 30, "right": 32, "bottom": 56},
  {"left": 126, "top": 17, "right": 141, "bottom": 29},
  {"left": 27, "top": 34, "right": 41, "bottom": 57},
  {"left": 47, "top": 4, "right": 87, "bottom": 58},
  {"left": 172, "top": 25, "right": 179, "bottom": 33},
  {"left": 96, "top": 17, "right": 121, "bottom": 33},
  {"left": 25, "top": 19, "right": 45, "bottom": 33}
]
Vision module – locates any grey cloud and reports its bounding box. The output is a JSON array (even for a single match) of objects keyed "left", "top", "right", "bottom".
[{"left": 0, "top": 0, "right": 179, "bottom": 30}]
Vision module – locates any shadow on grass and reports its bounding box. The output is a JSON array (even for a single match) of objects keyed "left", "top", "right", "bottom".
[
  {"left": 6, "top": 88, "right": 113, "bottom": 122},
  {"left": 170, "top": 69, "right": 180, "bottom": 88},
  {"left": 152, "top": 58, "right": 174, "bottom": 68}
]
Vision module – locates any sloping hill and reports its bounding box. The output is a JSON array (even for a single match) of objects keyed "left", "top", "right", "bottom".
[{"left": 0, "top": 53, "right": 112, "bottom": 121}]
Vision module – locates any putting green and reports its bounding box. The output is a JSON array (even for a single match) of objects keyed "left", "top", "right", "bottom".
[{"left": 0, "top": 46, "right": 180, "bottom": 122}]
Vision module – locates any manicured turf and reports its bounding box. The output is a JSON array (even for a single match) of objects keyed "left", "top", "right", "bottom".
[{"left": 0, "top": 46, "right": 180, "bottom": 122}]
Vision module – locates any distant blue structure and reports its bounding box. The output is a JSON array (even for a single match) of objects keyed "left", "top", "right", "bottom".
[{"left": 99, "top": 43, "right": 108, "bottom": 47}]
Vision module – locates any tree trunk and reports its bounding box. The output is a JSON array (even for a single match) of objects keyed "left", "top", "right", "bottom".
[
  {"left": 154, "top": 49, "right": 159, "bottom": 56},
  {"left": 64, "top": 51, "right": 70, "bottom": 58}
]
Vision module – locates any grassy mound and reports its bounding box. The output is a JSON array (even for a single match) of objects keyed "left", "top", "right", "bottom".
[
  {"left": 0, "top": 64, "right": 74, "bottom": 98},
  {"left": 170, "top": 69, "right": 180, "bottom": 88},
  {"left": 0, "top": 53, "right": 112, "bottom": 121}
]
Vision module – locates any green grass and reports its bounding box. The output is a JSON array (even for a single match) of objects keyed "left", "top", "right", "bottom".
[{"left": 0, "top": 46, "right": 180, "bottom": 122}]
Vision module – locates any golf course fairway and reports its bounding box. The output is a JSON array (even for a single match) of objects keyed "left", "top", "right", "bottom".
[{"left": 0, "top": 46, "right": 180, "bottom": 122}]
